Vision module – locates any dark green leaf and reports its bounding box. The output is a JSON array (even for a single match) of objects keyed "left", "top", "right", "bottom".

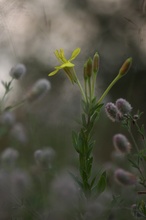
[
  {"left": 96, "top": 171, "right": 107, "bottom": 195},
  {"left": 68, "top": 171, "right": 83, "bottom": 188}
]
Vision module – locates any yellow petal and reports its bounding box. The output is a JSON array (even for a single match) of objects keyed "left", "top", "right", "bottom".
[
  {"left": 69, "top": 48, "right": 81, "bottom": 61},
  {"left": 59, "top": 62, "right": 74, "bottom": 68},
  {"left": 60, "top": 49, "right": 68, "bottom": 63},
  {"left": 54, "top": 50, "right": 63, "bottom": 63},
  {"left": 48, "top": 69, "right": 59, "bottom": 76}
]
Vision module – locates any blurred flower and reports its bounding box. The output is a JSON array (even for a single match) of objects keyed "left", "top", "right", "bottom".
[
  {"left": 85, "top": 200, "right": 104, "bottom": 220},
  {"left": 26, "top": 79, "right": 51, "bottom": 103},
  {"left": 113, "top": 134, "right": 131, "bottom": 154},
  {"left": 34, "top": 147, "right": 55, "bottom": 169},
  {"left": 116, "top": 98, "right": 132, "bottom": 115},
  {"left": 49, "top": 48, "right": 80, "bottom": 83},
  {"left": 50, "top": 172, "right": 79, "bottom": 212},
  {"left": 1, "top": 148, "right": 19, "bottom": 166},
  {"left": 10, "top": 123, "right": 27, "bottom": 144},
  {"left": 114, "top": 169, "right": 137, "bottom": 186},
  {"left": 105, "top": 102, "right": 119, "bottom": 122},
  {"left": 0, "top": 111, "right": 15, "bottom": 128},
  {"left": 9, "top": 63, "right": 26, "bottom": 80},
  {"left": 11, "top": 169, "right": 32, "bottom": 197}
]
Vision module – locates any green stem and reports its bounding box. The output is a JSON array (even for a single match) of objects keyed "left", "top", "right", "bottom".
[
  {"left": 84, "top": 79, "right": 88, "bottom": 102},
  {"left": 7, "top": 99, "right": 26, "bottom": 112},
  {"left": 76, "top": 78, "right": 86, "bottom": 102},
  {"left": 128, "top": 127, "right": 139, "bottom": 153},
  {"left": 91, "top": 71, "right": 97, "bottom": 99},
  {"left": 88, "top": 78, "right": 92, "bottom": 103},
  {"left": 135, "top": 121, "right": 146, "bottom": 147},
  {"left": 0, "top": 78, "right": 14, "bottom": 112},
  {"left": 97, "top": 74, "right": 120, "bottom": 104}
]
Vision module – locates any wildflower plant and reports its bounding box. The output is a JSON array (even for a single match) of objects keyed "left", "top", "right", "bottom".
[
  {"left": 105, "top": 98, "right": 146, "bottom": 218},
  {"left": 49, "top": 48, "right": 132, "bottom": 199}
]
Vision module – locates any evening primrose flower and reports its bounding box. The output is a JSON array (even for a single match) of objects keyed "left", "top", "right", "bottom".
[{"left": 48, "top": 48, "right": 80, "bottom": 84}]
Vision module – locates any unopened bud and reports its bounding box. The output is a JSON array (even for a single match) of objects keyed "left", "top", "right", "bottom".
[
  {"left": 114, "top": 169, "right": 137, "bottom": 186},
  {"left": 83, "top": 63, "right": 88, "bottom": 80},
  {"left": 93, "top": 52, "right": 99, "bottom": 73},
  {"left": 118, "top": 57, "right": 132, "bottom": 77},
  {"left": 105, "top": 102, "right": 119, "bottom": 122},
  {"left": 26, "top": 79, "right": 51, "bottom": 102},
  {"left": 116, "top": 98, "right": 132, "bottom": 115},
  {"left": 113, "top": 134, "right": 131, "bottom": 154},
  {"left": 86, "top": 58, "right": 93, "bottom": 77},
  {"left": 9, "top": 63, "right": 26, "bottom": 79}
]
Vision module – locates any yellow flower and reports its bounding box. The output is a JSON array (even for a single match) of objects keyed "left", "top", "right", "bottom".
[{"left": 48, "top": 48, "right": 80, "bottom": 83}]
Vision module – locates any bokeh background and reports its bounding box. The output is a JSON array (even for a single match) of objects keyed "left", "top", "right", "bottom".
[{"left": 0, "top": 0, "right": 146, "bottom": 165}]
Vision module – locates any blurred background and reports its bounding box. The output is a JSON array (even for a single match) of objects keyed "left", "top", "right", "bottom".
[{"left": 0, "top": 0, "right": 146, "bottom": 165}]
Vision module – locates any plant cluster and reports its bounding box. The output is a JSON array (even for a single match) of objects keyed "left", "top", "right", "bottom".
[{"left": 0, "top": 48, "right": 145, "bottom": 220}]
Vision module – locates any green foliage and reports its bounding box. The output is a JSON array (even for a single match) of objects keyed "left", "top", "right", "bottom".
[{"left": 96, "top": 171, "right": 107, "bottom": 195}]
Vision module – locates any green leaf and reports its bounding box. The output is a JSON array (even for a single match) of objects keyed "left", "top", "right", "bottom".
[
  {"left": 90, "top": 103, "right": 104, "bottom": 116},
  {"left": 68, "top": 171, "right": 83, "bottom": 188},
  {"left": 87, "top": 141, "right": 95, "bottom": 157},
  {"left": 82, "top": 113, "right": 87, "bottom": 127},
  {"left": 90, "top": 111, "right": 98, "bottom": 124},
  {"left": 87, "top": 156, "right": 93, "bottom": 178},
  {"left": 96, "top": 171, "right": 107, "bottom": 195},
  {"left": 72, "top": 131, "right": 80, "bottom": 153},
  {"left": 90, "top": 176, "right": 97, "bottom": 188}
]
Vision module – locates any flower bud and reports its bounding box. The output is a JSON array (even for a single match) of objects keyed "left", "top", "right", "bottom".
[
  {"left": 26, "top": 79, "right": 51, "bottom": 103},
  {"left": 83, "top": 63, "right": 88, "bottom": 80},
  {"left": 9, "top": 63, "right": 26, "bottom": 79},
  {"left": 114, "top": 169, "right": 137, "bottom": 186},
  {"left": 105, "top": 102, "right": 119, "bottom": 122},
  {"left": 86, "top": 58, "right": 93, "bottom": 77},
  {"left": 113, "top": 134, "right": 131, "bottom": 154},
  {"left": 118, "top": 57, "right": 132, "bottom": 77},
  {"left": 116, "top": 98, "right": 132, "bottom": 115},
  {"left": 93, "top": 52, "right": 99, "bottom": 73}
]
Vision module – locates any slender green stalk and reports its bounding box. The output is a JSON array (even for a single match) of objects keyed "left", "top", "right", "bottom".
[
  {"left": 128, "top": 127, "right": 139, "bottom": 153},
  {"left": 97, "top": 74, "right": 120, "bottom": 104},
  {"left": 91, "top": 71, "right": 97, "bottom": 99},
  {"left": 76, "top": 78, "right": 86, "bottom": 102},
  {"left": 88, "top": 78, "right": 92, "bottom": 102},
  {"left": 8, "top": 99, "right": 26, "bottom": 111}
]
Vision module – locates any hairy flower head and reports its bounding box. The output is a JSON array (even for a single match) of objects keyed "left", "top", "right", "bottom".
[
  {"left": 48, "top": 48, "right": 80, "bottom": 83},
  {"left": 114, "top": 169, "right": 137, "bottom": 186}
]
